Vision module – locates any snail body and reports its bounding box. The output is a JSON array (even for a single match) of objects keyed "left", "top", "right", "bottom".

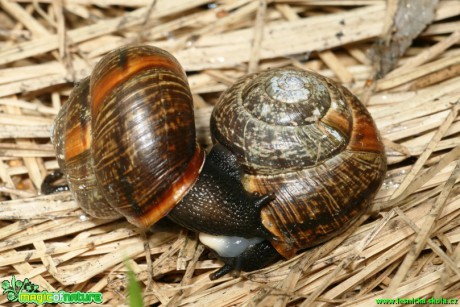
[{"left": 47, "top": 45, "right": 386, "bottom": 280}]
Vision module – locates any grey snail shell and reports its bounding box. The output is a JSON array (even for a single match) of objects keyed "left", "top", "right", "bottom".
[{"left": 211, "top": 68, "right": 387, "bottom": 258}]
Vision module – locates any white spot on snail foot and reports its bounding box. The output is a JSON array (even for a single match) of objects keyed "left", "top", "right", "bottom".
[
  {"left": 199, "top": 233, "right": 263, "bottom": 258},
  {"left": 78, "top": 184, "right": 86, "bottom": 190}
]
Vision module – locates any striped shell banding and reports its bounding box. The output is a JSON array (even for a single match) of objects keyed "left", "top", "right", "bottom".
[
  {"left": 52, "top": 45, "right": 204, "bottom": 228},
  {"left": 211, "top": 68, "right": 387, "bottom": 258}
]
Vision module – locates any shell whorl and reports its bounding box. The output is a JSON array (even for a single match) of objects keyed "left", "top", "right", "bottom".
[
  {"left": 211, "top": 67, "right": 386, "bottom": 258},
  {"left": 211, "top": 68, "right": 353, "bottom": 175},
  {"left": 243, "top": 69, "right": 330, "bottom": 125},
  {"left": 53, "top": 45, "right": 204, "bottom": 228},
  {"left": 53, "top": 76, "right": 122, "bottom": 219}
]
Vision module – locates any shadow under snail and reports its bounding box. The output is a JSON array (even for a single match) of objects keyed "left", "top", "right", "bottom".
[{"left": 43, "top": 45, "right": 387, "bottom": 280}]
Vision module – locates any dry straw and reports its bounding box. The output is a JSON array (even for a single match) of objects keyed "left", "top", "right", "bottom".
[{"left": 1, "top": 0, "right": 460, "bottom": 306}]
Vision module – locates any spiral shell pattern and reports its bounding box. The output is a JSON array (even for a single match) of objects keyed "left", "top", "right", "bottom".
[
  {"left": 211, "top": 68, "right": 386, "bottom": 258},
  {"left": 53, "top": 76, "right": 122, "bottom": 219},
  {"left": 53, "top": 45, "right": 204, "bottom": 228}
]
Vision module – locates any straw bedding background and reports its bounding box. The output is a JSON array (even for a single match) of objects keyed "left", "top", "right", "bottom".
[{"left": 0, "top": 0, "right": 460, "bottom": 306}]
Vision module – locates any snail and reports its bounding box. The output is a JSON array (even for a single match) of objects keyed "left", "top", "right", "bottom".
[
  {"left": 209, "top": 68, "right": 387, "bottom": 264},
  {"left": 43, "top": 45, "right": 386, "bottom": 280}
]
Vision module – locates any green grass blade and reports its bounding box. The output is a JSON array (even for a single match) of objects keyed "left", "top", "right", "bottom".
[{"left": 126, "top": 264, "right": 144, "bottom": 307}]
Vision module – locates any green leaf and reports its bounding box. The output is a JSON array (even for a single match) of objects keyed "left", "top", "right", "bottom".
[
  {"left": 2, "top": 280, "right": 11, "bottom": 291},
  {"left": 126, "top": 264, "right": 144, "bottom": 307}
]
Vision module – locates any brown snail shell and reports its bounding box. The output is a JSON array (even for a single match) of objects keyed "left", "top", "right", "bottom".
[
  {"left": 52, "top": 45, "right": 205, "bottom": 228},
  {"left": 211, "top": 68, "right": 387, "bottom": 258}
]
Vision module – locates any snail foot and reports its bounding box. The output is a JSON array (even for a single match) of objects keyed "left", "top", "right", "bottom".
[
  {"left": 209, "top": 240, "right": 281, "bottom": 280},
  {"left": 41, "top": 170, "right": 70, "bottom": 195},
  {"left": 210, "top": 264, "right": 234, "bottom": 280}
]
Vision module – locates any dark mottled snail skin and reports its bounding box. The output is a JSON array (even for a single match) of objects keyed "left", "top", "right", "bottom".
[
  {"left": 44, "top": 45, "right": 386, "bottom": 280},
  {"left": 168, "top": 144, "right": 273, "bottom": 238},
  {"left": 209, "top": 239, "right": 280, "bottom": 280},
  {"left": 41, "top": 170, "right": 70, "bottom": 195},
  {"left": 211, "top": 68, "right": 387, "bottom": 263}
]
